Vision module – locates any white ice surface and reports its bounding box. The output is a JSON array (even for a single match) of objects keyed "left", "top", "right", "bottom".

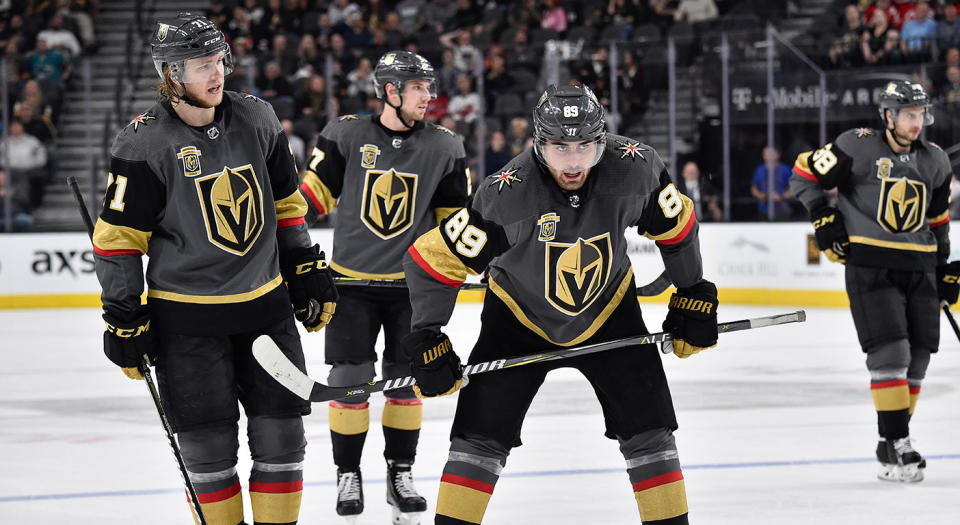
[{"left": 1, "top": 304, "right": 958, "bottom": 524}]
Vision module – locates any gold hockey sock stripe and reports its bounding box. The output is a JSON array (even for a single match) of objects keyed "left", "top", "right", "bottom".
[
  {"left": 196, "top": 481, "right": 244, "bottom": 525},
  {"left": 436, "top": 473, "right": 495, "bottom": 524},
  {"left": 250, "top": 480, "right": 303, "bottom": 524},
  {"left": 382, "top": 397, "right": 423, "bottom": 431},
  {"left": 329, "top": 401, "right": 370, "bottom": 435},
  {"left": 909, "top": 386, "right": 921, "bottom": 415},
  {"left": 632, "top": 470, "right": 688, "bottom": 522},
  {"left": 870, "top": 379, "right": 910, "bottom": 411}
]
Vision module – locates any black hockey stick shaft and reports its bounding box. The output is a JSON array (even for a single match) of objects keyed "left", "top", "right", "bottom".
[
  {"left": 333, "top": 270, "right": 672, "bottom": 297},
  {"left": 67, "top": 177, "right": 208, "bottom": 525},
  {"left": 941, "top": 300, "right": 960, "bottom": 345},
  {"left": 253, "top": 310, "right": 806, "bottom": 403}
]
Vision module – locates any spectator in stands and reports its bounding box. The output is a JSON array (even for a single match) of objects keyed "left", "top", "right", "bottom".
[
  {"left": 447, "top": 73, "right": 481, "bottom": 123},
  {"left": 0, "top": 169, "right": 35, "bottom": 232},
  {"left": 607, "top": 0, "right": 651, "bottom": 27},
  {"left": 226, "top": 38, "right": 257, "bottom": 93},
  {"left": 508, "top": 0, "right": 543, "bottom": 30},
  {"left": 827, "top": 4, "right": 866, "bottom": 68},
  {"left": 866, "top": 0, "right": 903, "bottom": 30},
  {"left": 381, "top": 12, "right": 406, "bottom": 49},
  {"left": 900, "top": 1, "right": 937, "bottom": 59},
  {"left": 674, "top": 0, "right": 719, "bottom": 24},
  {"left": 281, "top": 118, "right": 306, "bottom": 170},
  {"left": 679, "top": 161, "right": 722, "bottom": 222},
  {"left": 37, "top": 14, "right": 81, "bottom": 57},
  {"left": 435, "top": 48, "right": 460, "bottom": 96},
  {"left": 363, "top": 0, "right": 390, "bottom": 29},
  {"left": 880, "top": 28, "right": 907, "bottom": 65},
  {"left": 426, "top": 0, "right": 458, "bottom": 33},
  {"left": 506, "top": 28, "right": 538, "bottom": 74},
  {"left": 618, "top": 49, "right": 649, "bottom": 119},
  {"left": 450, "top": 0, "right": 482, "bottom": 31},
  {"left": 395, "top": 0, "right": 427, "bottom": 35},
  {"left": 3, "top": 38, "right": 26, "bottom": 104},
  {"left": 15, "top": 99, "right": 55, "bottom": 145},
  {"left": 258, "top": 60, "right": 295, "bottom": 101},
  {"left": 936, "top": 4, "right": 960, "bottom": 54},
  {"left": 440, "top": 28, "right": 480, "bottom": 72},
  {"left": 270, "top": 33, "right": 300, "bottom": 78},
  {"left": 346, "top": 57, "right": 376, "bottom": 99},
  {"left": 206, "top": 0, "right": 231, "bottom": 28},
  {"left": 295, "top": 32, "right": 323, "bottom": 80},
  {"left": 942, "top": 65, "right": 960, "bottom": 112},
  {"left": 861, "top": 9, "right": 892, "bottom": 64},
  {"left": 365, "top": 28, "right": 391, "bottom": 63},
  {"left": 244, "top": 0, "right": 265, "bottom": 28},
  {"left": 57, "top": 0, "right": 97, "bottom": 52},
  {"left": 1, "top": 119, "right": 48, "bottom": 211},
  {"left": 338, "top": 8, "right": 373, "bottom": 51},
  {"left": 484, "top": 54, "right": 512, "bottom": 110},
  {"left": 485, "top": 130, "right": 512, "bottom": 174},
  {"left": 329, "top": 0, "right": 360, "bottom": 26},
  {"left": 541, "top": 0, "right": 568, "bottom": 33},
  {"left": 648, "top": 0, "right": 677, "bottom": 35},
  {"left": 328, "top": 33, "right": 356, "bottom": 77},
  {"left": 508, "top": 116, "right": 530, "bottom": 156},
  {"left": 750, "top": 146, "right": 794, "bottom": 220}
]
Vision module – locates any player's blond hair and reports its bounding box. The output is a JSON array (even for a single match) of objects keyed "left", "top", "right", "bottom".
[{"left": 156, "top": 65, "right": 183, "bottom": 103}]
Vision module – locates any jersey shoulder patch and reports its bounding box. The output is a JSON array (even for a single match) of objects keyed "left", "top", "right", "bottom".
[
  {"left": 432, "top": 123, "right": 456, "bottom": 136},
  {"left": 338, "top": 114, "right": 360, "bottom": 121},
  {"left": 112, "top": 104, "right": 168, "bottom": 160},
  {"left": 239, "top": 93, "right": 271, "bottom": 106}
]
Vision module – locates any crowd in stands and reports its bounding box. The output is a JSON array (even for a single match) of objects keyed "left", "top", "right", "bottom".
[{"left": 0, "top": 0, "right": 98, "bottom": 232}]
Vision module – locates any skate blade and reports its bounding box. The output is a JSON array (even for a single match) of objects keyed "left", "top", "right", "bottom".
[
  {"left": 877, "top": 463, "right": 899, "bottom": 482},
  {"left": 898, "top": 464, "right": 924, "bottom": 483},
  {"left": 340, "top": 516, "right": 359, "bottom": 525},
  {"left": 391, "top": 508, "right": 424, "bottom": 525}
]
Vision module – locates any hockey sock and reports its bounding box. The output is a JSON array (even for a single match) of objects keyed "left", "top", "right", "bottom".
[
  {"left": 188, "top": 466, "right": 244, "bottom": 525},
  {"left": 329, "top": 401, "right": 369, "bottom": 470},
  {"left": 871, "top": 378, "right": 910, "bottom": 439},
  {"left": 435, "top": 437, "right": 509, "bottom": 524},
  {"left": 908, "top": 380, "right": 922, "bottom": 416},
  {"left": 248, "top": 416, "right": 306, "bottom": 525},
  {"left": 620, "top": 429, "right": 688, "bottom": 524},
  {"left": 382, "top": 396, "right": 422, "bottom": 462}
]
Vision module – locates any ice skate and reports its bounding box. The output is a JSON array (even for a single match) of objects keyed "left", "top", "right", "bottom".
[
  {"left": 875, "top": 438, "right": 898, "bottom": 481},
  {"left": 386, "top": 461, "right": 427, "bottom": 525},
  {"left": 889, "top": 437, "right": 925, "bottom": 482},
  {"left": 336, "top": 469, "right": 364, "bottom": 522}
]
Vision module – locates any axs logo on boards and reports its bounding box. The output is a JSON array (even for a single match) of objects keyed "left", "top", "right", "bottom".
[{"left": 31, "top": 249, "right": 95, "bottom": 277}]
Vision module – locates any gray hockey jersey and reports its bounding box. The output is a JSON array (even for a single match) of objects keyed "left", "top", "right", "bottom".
[
  {"left": 93, "top": 91, "right": 311, "bottom": 335},
  {"left": 299, "top": 115, "right": 469, "bottom": 279},
  {"left": 791, "top": 127, "right": 952, "bottom": 270},
  {"left": 403, "top": 135, "right": 704, "bottom": 346}
]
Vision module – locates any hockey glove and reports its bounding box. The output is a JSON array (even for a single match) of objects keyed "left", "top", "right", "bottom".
[
  {"left": 402, "top": 329, "right": 467, "bottom": 398},
  {"left": 663, "top": 280, "right": 719, "bottom": 358},
  {"left": 103, "top": 306, "right": 158, "bottom": 380},
  {"left": 810, "top": 206, "right": 849, "bottom": 264},
  {"left": 936, "top": 261, "right": 960, "bottom": 305},
  {"left": 281, "top": 244, "right": 338, "bottom": 332}
]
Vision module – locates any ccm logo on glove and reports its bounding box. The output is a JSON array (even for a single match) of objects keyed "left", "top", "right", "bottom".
[{"left": 104, "top": 319, "right": 151, "bottom": 338}]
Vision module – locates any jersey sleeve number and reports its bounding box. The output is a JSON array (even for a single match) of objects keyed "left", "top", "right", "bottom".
[
  {"left": 811, "top": 144, "right": 837, "bottom": 174},
  {"left": 657, "top": 184, "right": 683, "bottom": 219},
  {"left": 106, "top": 172, "right": 128, "bottom": 212},
  {"left": 443, "top": 208, "right": 487, "bottom": 258},
  {"left": 308, "top": 147, "right": 325, "bottom": 171}
]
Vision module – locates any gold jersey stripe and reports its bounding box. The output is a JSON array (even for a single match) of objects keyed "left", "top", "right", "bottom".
[
  {"left": 634, "top": 479, "right": 688, "bottom": 522},
  {"left": 871, "top": 384, "right": 910, "bottom": 412},
  {"left": 928, "top": 210, "right": 949, "bottom": 225},
  {"left": 301, "top": 171, "right": 338, "bottom": 214},
  {"left": 644, "top": 193, "right": 695, "bottom": 242},
  {"left": 848, "top": 235, "right": 937, "bottom": 253},
  {"left": 199, "top": 492, "right": 244, "bottom": 525},
  {"left": 329, "top": 404, "right": 370, "bottom": 435},
  {"left": 488, "top": 268, "right": 633, "bottom": 347},
  {"left": 147, "top": 274, "right": 283, "bottom": 304},
  {"left": 274, "top": 190, "right": 308, "bottom": 221},
  {"left": 435, "top": 207, "right": 460, "bottom": 224},
  {"left": 411, "top": 228, "right": 473, "bottom": 283},
  {"left": 329, "top": 260, "right": 405, "bottom": 280},
  {"left": 249, "top": 490, "right": 302, "bottom": 523},
  {"left": 92, "top": 218, "right": 151, "bottom": 253},
  {"left": 382, "top": 402, "right": 423, "bottom": 431}
]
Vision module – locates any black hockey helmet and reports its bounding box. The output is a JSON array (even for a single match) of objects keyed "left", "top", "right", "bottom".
[
  {"left": 151, "top": 13, "right": 233, "bottom": 83},
  {"left": 532, "top": 83, "right": 606, "bottom": 170},
  {"left": 878, "top": 79, "right": 933, "bottom": 127},
  {"left": 373, "top": 50, "right": 437, "bottom": 101}
]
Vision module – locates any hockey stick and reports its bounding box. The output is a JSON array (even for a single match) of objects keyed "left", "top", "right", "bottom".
[
  {"left": 332, "top": 271, "right": 673, "bottom": 297},
  {"left": 254, "top": 310, "right": 806, "bottom": 403},
  {"left": 941, "top": 300, "right": 960, "bottom": 345},
  {"left": 67, "top": 177, "right": 208, "bottom": 525}
]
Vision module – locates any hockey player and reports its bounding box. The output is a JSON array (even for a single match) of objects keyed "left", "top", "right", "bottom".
[
  {"left": 93, "top": 14, "right": 337, "bottom": 524},
  {"left": 401, "top": 83, "right": 718, "bottom": 524},
  {"left": 298, "top": 50, "right": 470, "bottom": 524},
  {"left": 791, "top": 79, "right": 959, "bottom": 483}
]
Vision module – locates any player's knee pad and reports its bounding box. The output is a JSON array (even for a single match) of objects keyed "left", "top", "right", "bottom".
[
  {"left": 178, "top": 423, "right": 240, "bottom": 473},
  {"left": 248, "top": 416, "right": 306, "bottom": 464},
  {"left": 619, "top": 428, "right": 688, "bottom": 521},
  {"left": 382, "top": 359, "right": 417, "bottom": 399},
  {"left": 449, "top": 435, "right": 510, "bottom": 467},
  {"left": 866, "top": 339, "right": 910, "bottom": 380},
  {"left": 328, "top": 361, "right": 376, "bottom": 403},
  {"left": 618, "top": 427, "right": 678, "bottom": 461},
  {"left": 907, "top": 347, "right": 931, "bottom": 382}
]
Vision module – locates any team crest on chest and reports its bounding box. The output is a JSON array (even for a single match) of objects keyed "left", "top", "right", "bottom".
[
  {"left": 616, "top": 140, "right": 647, "bottom": 161},
  {"left": 360, "top": 168, "right": 418, "bottom": 239},
  {"left": 489, "top": 167, "right": 522, "bottom": 192},
  {"left": 544, "top": 233, "right": 612, "bottom": 316},
  {"left": 876, "top": 174, "right": 926, "bottom": 234},
  {"left": 177, "top": 146, "right": 202, "bottom": 177},
  {"left": 537, "top": 212, "right": 560, "bottom": 241},
  {"left": 194, "top": 164, "right": 264, "bottom": 255},
  {"left": 360, "top": 144, "right": 382, "bottom": 169}
]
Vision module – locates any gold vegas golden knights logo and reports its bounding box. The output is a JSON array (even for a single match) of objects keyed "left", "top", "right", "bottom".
[
  {"left": 195, "top": 164, "right": 264, "bottom": 255},
  {"left": 874, "top": 158, "right": 926, "bottom": 233},
  {"left": 361, "top": 169, "right": 418, "bottom": 239},
  {"left": 545, "top": 233, "right": 612, "bottom": 315}
]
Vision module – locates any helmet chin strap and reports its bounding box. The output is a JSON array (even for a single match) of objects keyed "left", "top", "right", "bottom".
[
  {"left": 178, "top": 80, "right": 216, "bottom": 108},
  {"left": 386, "top": 96, "right": 415, "bottom": 129}
]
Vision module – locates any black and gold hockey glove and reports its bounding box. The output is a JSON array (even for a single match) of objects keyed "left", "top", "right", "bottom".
[
  {"left": 402, "top": 329, "right": 467, "bottom": 398},
  {"left": 936, "top": 261, "right": 960, "bottom": 305},
  {"left": 281, "top": 244, "right": 338, "bottom": 332},
  {"left": 663, "top": 280, "right": 718, "bottom": 358},
  {"left": 810, "top": 206, "right": 849, "bottom": 264},
  {"left": 102, "top": 306, "right": 158, "bottom": 380}
]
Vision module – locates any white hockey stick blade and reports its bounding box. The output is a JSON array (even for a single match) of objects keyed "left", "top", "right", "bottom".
[{"left": 252, "top": 336, "right": 314, "bottom": 400}]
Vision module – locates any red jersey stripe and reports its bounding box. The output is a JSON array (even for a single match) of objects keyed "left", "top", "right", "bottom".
[
  {"left": 196, "top": 481, "right": 241, "bottom": 504},
  {"left": 871, "top": 379, "right": 909, "bottom": 390},
  {"left": 793, "top": 164, "right": 817, "bottom": 182},
  {"left": 93, "top": 245, "right": 142, "bottom": 256},
  {"left": 329, "top": 401, "right": 370, "bottom": 410},
  {"left": 300, "top": 183, "right": 327, "bottom": 215},
  {"left": 441, "top": 473, "right": 495, "bottom": 494},
  {"left": 657, "top": 209, "right": 697, "bottom": 246},
  {"left": 408, "top": 245, "right": 464, "bottom": 288},
  {"left": 385, "top": 397, "right": 423, "bottom": 406},
  {"left": 632, "top": 470, "right": 684, "bottom": 492},
  {"left": 249, "top": 480, "right": 304, "bottom": 494},
  {"left": 277, "top": 216, "right": 305, "bottom": 228}
]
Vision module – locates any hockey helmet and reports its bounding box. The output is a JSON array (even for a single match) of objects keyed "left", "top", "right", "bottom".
[
  {"left": 151, "top": 13, "right": 233, "bottom": 83},
  {"left": 878, "top": 79, "right": 934, "bottom": 127},
  {"left": 373, "top": 51, "right": 437, "bottom": 101},
  {"left": 532, "top": 83, "right": 607, "bottom": 171}
]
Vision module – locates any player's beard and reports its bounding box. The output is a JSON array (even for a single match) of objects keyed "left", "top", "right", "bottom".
[
  {"left": 399, "top": 105, "right": 424, "bottom": 126},
  {"left": 183, "top": 80, "right": 224, "bottom": 108}
]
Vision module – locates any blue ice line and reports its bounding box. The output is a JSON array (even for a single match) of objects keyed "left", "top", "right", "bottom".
[{"left": 2, "top": 454, "right": 959, "bottom": 503}]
